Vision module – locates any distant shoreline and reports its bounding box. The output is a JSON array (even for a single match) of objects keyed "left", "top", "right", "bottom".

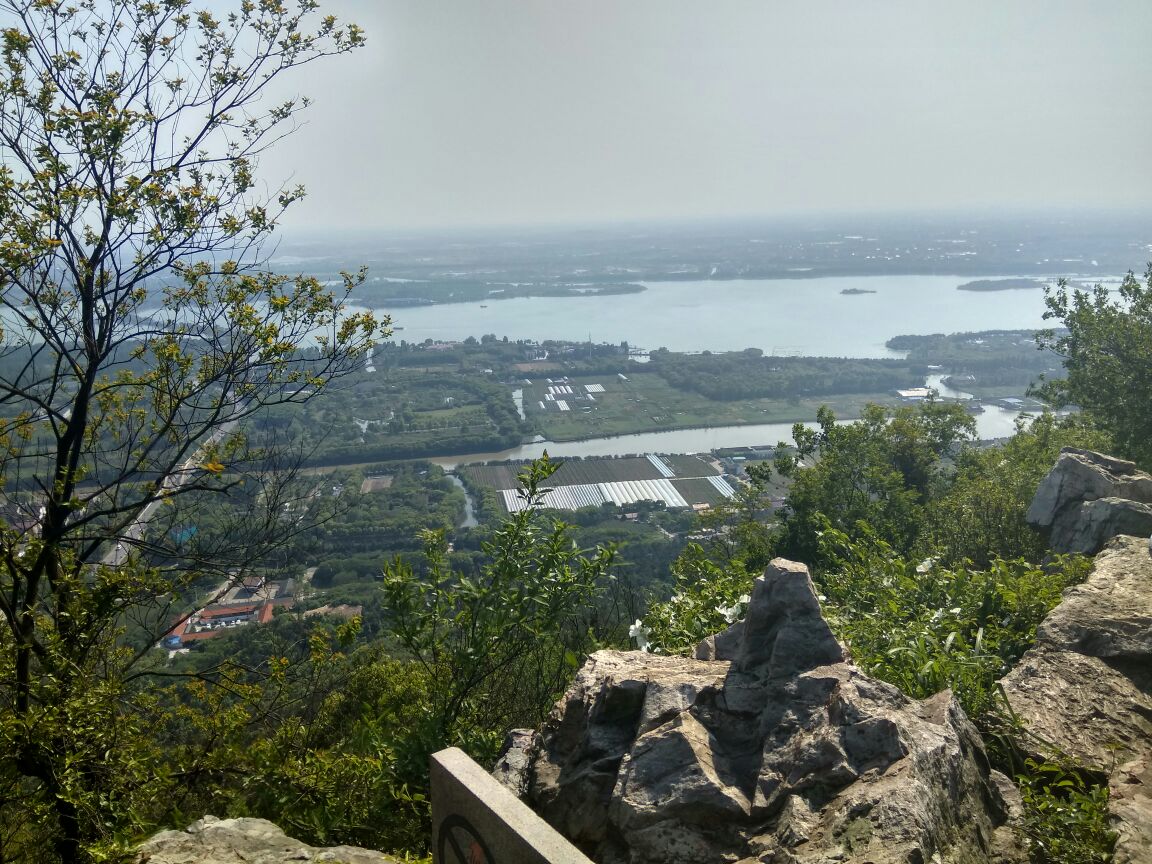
[{"left": 957, "top": 278, "right": 1046, "bottom": 292}]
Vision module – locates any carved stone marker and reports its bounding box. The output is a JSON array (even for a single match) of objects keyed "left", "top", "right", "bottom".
[{"left": 430, "top": 747, "right": 592, "bottom": 864}]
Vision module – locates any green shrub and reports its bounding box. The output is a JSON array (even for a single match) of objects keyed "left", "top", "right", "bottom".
[
  {"left": 815, "top": 523, "right": 1090, "bottom": 721},
  {"left": 1018, "top": 757, "right": 1117, "bottom": 864}
]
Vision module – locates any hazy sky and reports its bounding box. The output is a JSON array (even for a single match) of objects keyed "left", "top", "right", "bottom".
[{"left": 259, "top": 1, "right": 1152, "bottom": 231}]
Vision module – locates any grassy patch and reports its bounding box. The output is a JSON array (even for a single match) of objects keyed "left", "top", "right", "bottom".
[{"left": 525, "top": 374, "right": 909, "bottom": 440}]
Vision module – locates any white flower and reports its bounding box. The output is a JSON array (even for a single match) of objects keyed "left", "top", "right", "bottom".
[
  {"left": 716, "top": 594, "right": 751, "bottom": 624},
  {"left": 628, "top": 619, "right": 651, "bottom": 652},
  {"left": 716, "top": 603, "right": 740, "bottom": 624},
  {"left": 916, "top": 557, "right": 937, "bottom": 575}
]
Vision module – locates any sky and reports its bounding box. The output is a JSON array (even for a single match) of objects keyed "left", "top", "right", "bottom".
[{"left": 257, "top": 1, "right": 1152, "bottom": 231}]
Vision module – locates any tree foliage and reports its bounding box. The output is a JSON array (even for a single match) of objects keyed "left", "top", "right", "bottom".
[
  {"left": 0, "top": 2, "right": 379, "bottom": 860},
  {"left": 920, "top": 412, "right": 1112, "bottom": 567},
  {"left": 379, "top": 456, "right": 614, "bottom": 759},
  {"left": 1036, "top": 267, "right": 1152, "bottom": 467},
  {"left": 772, "top": 401, "right": 975, "bottom": 566}
]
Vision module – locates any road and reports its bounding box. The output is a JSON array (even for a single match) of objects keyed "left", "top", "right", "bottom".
[{"left": 101, "top": 420, "right": 237, "bottom": 567}]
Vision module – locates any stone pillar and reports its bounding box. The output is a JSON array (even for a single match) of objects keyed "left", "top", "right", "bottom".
[{"left": 430, "top": 747, "right": 593, "bottom": 864}]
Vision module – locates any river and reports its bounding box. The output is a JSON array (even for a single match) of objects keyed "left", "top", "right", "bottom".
[
  {"left": 446, "top": 474, "right": 479, "bottom": 527},
  {"left": 375, "top": 274, "right": 1073, "bottom": 357},
  {"left": 429, "top": 404, "right": 1026, "bottom": 470}
]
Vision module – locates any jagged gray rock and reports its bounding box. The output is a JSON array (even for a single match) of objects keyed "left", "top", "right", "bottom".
[
  {"left": 136, "top": 816, "right": 398, "bottom": 864},
  {"left": 520, "top": 558, "right": 1025, "bottom": 864},
  {"left": 1026, "top": 448, "right": 1152, "bottom": 554},
  {"left": 1000, "top": 534, "right": 1152, "bottom": 864}
]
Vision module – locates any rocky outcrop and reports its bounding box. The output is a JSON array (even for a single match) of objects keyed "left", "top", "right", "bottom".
[
  {"left": 1000, "top": 534, "right": 1152, "bottom": 864},
  {"left": 1026, "top": 448, "right": 1152, "bottom": 554},
  {"left": 507, "top": 558, "right": 1025, "bottom": 864},
  {"left": 136, "top": 816, "right": 399, "bottom": 864}
]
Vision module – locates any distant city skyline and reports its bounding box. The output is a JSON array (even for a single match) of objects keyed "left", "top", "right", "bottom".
[{"left": 261, "top": 1, "right": 1152, "bottom": 232}]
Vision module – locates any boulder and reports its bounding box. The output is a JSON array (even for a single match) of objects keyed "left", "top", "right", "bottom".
[
  {"left": 1000, "top": 534, "right": 1152, "bottom": 864},
  {"left": 519, "top": 559, "right": 1025, "bottom": 864},
  {"left": 1026, "top": 448, "right": 1152, "bottom": 554},
  {"left": 136, "top": 816, "right": 398, "bottom": 864}
]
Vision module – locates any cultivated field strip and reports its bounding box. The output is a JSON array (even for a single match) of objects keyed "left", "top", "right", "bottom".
[
  {"left": 668, "top": 477, "right": 735, "bottom": 507},
  {"left": 464, "top": 454, "right": 732, "bottom": 512},
  {"left": 502, "top": 484, "right": 607, "bottom": 512},
  {"left": 646, "top": 454, "right": 676, "bottom": 478},
  {"left": 601, "top": 479, "right": 689, "bottom": 508},
  {"left": 708, "top": 475, "right": 737, "bottom": 496},
  {"left": 501, "top": 478, "right": 698, "bottom": 512}
]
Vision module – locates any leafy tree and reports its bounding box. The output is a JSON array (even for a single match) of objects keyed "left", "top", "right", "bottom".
[
  {"left": 772, "top": 402, "right": 975, "bottom": 566},
  {"left": 379, "top": 456, "right": 614, "bottom": 762},
  {"left": 920, "top": 412, "right": 1112, "bottom": 567},
  {"left": 1036, "top": 267, "right": 1152, "bottom": 467},
  {"left": 0, "top": 2, "right": 378, "bottom": 860}
]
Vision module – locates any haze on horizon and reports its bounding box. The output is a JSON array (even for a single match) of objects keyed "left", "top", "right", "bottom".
[{"left": 264, "top": 1, "right": 1152, "bottom": 233}]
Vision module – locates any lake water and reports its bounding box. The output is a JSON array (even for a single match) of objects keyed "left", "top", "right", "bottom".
[
  {"left": 370, "top": 273, "right": 1059, "bottom": 466},
  {"left": 377, "top": 274, "right": 1065, "bottom": 357}
]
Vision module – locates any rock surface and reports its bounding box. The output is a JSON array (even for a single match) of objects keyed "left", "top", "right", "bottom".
[
  {"left": 1000, "top": 534, "right": 1152, "bottom": 864},
  {"left": 513, "top": 558, "right": 1025, "bottom": 864},
  {"left": 1026, "top": 448, "right": 1152, "bottom": 554},
  {"left": 136, "top": 816, "right": 399, "bottom": 864}
]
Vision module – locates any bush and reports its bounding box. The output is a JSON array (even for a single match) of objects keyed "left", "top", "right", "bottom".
[{"left": 815, "top": 523, "right": 1090, "bottom": 721}]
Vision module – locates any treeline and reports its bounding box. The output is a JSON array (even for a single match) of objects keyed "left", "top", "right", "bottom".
[
  {"left": 304, "top": 463, "right": 465, "bottom": 588},
  {"left": 378, "top": 336, "right": 636, "bottom": 375},
  {"left": 649, "top": 348, "right": 926, "bottom": 400},
  {"left": 245, "top": 371, "right": 529, "bottom": 465},
  {"left": 886, "top": 329, "right": 1064, "bottom": 387},
  {"left": 352, "top": 279, "right": 646, "bottom": 307}
]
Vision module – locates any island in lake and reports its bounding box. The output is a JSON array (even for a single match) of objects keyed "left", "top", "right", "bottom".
[
  {"left": 840, "top": 287, "right": 877, "bottom": 295},
  {"left": 957, "top": 278, "right": 1046, "bottom": 292}
]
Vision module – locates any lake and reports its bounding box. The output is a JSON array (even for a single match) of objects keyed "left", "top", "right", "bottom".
[{"left": 375, "top": 274, "right": 1070, "bottom": 357}]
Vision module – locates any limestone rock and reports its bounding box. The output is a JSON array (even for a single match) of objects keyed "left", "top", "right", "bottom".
[
  {"left": 136, "top": 816, "right": 398, "bottom": 864},
  {"left": 493, "top": 728, "right": 537, "bottom": 798},
  {"left": 1001, "top": 534, "right": 1152, "bottom": 864},
  {"left": 1027, "top": 448, "right": 1152, "bottom": 554},
  {"left": 524, "top": 558, "right": 1025, "bottom": 864}
]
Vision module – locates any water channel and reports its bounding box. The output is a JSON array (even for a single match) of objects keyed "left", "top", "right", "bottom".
[
  {"left": 429, "top": 404, "right": 1027, "bottom": 470},
  {"left": 446, "top": 474, "right": 479, "bottom": 527}
]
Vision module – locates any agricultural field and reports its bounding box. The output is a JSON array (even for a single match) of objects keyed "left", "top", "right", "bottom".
[
  {"left": 669, "top": 476, "right": 738, "bottom": 508},
  {"left": 459, "top": 453, "right": 733, "bottom": 513},
  {"left": 460, "top": 454, "right": 719, "bottom": 491},
  {"left": 521, "top": 373, "right": 907, "bottom": 441},
  {"left": 359, "top": 475, "right": 394, "bottom": 493}
]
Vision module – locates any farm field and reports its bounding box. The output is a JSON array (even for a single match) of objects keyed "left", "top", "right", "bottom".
[
  {"left": 669, "top": 477, "right": 737, "bottom": 508},
  {"left": 460, "top": 454, "right": 719, "bottom": 491},
  {"left": 359, "top": 475, "right": 394, "bottom": 493},
  {"left": 459, "top": 453, "right": 731, "bottom": 513},
  {"left": 522, "top": 373, "right": 907, "bottom": 441}
]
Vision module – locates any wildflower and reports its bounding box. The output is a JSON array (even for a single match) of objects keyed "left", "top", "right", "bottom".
[
  {"left": 628, "top": 619, "right": 651, "bottom": 653},
  {"left": 716, "top": 594, "right": 751, "bottom": 624}
]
